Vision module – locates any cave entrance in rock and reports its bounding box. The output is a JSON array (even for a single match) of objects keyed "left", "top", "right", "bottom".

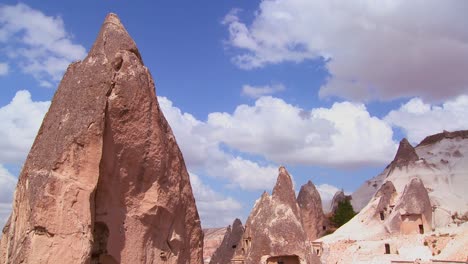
[{"left": 266, "top": 255, "right": 300, "bottom": 264}]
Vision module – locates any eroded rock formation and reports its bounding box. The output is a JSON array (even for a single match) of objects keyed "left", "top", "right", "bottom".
[
  {"left": 297, "top": 181, "right": 326, "bottom": 241},
  {"left": 0, "top": 13, "right": 203, "bottom": 264},
  {"left": 209, "top": 219, "right": 244, "bottom": 264},
  {"left": 389, "top": 138, "right": 419, "bottom": 169},
  {"left": 386, "top": 177, "right": 432, "bottom": 234},
  {"left": 235, "top": 166, "right": 320, "bottom": 264}
]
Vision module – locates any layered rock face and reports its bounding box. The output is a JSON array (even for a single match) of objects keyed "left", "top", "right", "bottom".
[
  {"left": 238, "top": 167, "right": 320, "bottom": 264},
  {"left": 0, "top": 13, "right": 203, "bottom": 264},
  {"left": 297, "top": 181, "right": 326, "bottom": 241},
  {"left": 209, "top": 219, "right": 244, "bottom": 264}
]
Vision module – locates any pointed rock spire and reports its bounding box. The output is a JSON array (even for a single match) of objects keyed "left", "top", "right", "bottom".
[
  {"left": 297, "top": 180, "right": 326, "bottom": 241},
  {"left": 0, "top": 13, "right": 202, "bottom": 264},
  {"left": 392, "top": 138, "right": 419, "bottom": 167},
  {"left": 209, "top": 219, "right": 244, "bottom": 264},
  {"left": 240, "top": 167, "right": 321, "bottom": 264},
  {"left": 272, "top": 166, "right": 298, "bottom": 215}
]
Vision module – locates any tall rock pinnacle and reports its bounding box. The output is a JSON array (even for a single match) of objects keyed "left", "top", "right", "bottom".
[
  {"left": 0, "top": 13, "right": 203, "bottom": 264},
  {"left": 297, "top": 181, "right": 326, "bottom": 241}
]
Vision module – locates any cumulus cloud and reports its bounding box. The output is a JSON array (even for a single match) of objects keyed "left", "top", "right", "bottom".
[
  {"left": 190, "top": 172, "right": 242, "bottom": 227},
  {"left": 0, "top": 90, "right": 50, "bottom": 164},
  {"left": 208, "top": 96, "right": 397, "bottom": 167},
  {"left": 223, "top": 0, "right": 468, "bottom": 101},
  {"left": 0, "top": 165, "right": 16, "bottom": 227},
  {"left": 0, "top": 3, "right": 86, "bottom": 87},
  {"left": 385, "top": 95, "right": 468, "bottom": 144},
  {"left": 242, "top": 83, "right": 285, "bottom": 98},
  {"left": 0, "top": 62, "right": 9, "bottom": 75},
  {"left": 158, "top": 96, "right": 279, "bottom": 191}
]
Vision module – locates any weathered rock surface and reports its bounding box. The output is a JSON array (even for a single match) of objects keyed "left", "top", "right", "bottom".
[
  {"left": 329, "top": 190, "right": 352, "bottom": 214},
  {"left": 297, "top": 181, "right": 326, "bottom": 241},
  {"left": 373, "top": 181, "right": 397, "bottom": 220},
  {"left": 237, "top": 166, "right": 320, "bottom": 264},
  {"left": 389, "top": 138, "right": 419, "bottom": 169},
  {"left": 0, "top": 13, "right": 203, "bottom": 264},
  {"left": 417, "top": 130, "right": 468, "bottom": 147},
  {"left": 385, "top": 177, "right": 432, "bottom": 234},
  {"left": 209, "top": 219, "right": 244, "bottom": 264},
  {"left": 203, "top": 227, "right": 228, "bottom": 264}
]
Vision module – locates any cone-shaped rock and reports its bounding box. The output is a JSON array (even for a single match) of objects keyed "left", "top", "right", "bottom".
[
  {"left": 297, "top": 181, "right": 326, "bottom": 241},
  {"left": 237, "top": 167, "right": 320, "bottom": 264},
  {"left": 385, "top": 178, "right": 432, "bottom": 234},
  {"left": 209, "top": 219, "right": 244, "bottom": 264},
  {"left": 391, "top": 138, "right": 419, "bottom": 168},
  {"left": 0, "top": 13, "right": 203, "bottom": 264}
]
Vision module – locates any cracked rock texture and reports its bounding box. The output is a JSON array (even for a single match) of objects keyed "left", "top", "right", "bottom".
[{"left": 0, "top": 13, "right": 203, "bottom": 264}]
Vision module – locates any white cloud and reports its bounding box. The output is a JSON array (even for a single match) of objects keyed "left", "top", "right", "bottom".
[
  {"left": 0, "top": 90, "right": 50, "bottom": 164},
  {"left": 0, "top": 165, "right": 16, "bottom": 227},
  {"left": 190, "top": 172, "right": 242, "bottom": 227},
  {"left": 0, "top": 62, "right": 9, "bottom": 75},
  {"left": 158, "top": 96, "right": 278, "bottom": 191},
  {"left": 316, "top": 183, "right": 340, "bottom": 213},
  {"left": 223, "top": 0, "right": 468, "bottom": 101},
  {"left": 207, "top": 96, "right": 397, "bottom": 167},
  {"left": 385, "top": 95, "right": 468, "bottom": 144},
  {"left": 242, "top": 83, "right": 285, "bottom": 98},
  {"left": 0, "top": 3, "right": 86, "bottom": 87}
]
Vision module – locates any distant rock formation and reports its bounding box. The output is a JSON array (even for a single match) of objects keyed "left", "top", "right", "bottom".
[
  {"left": 203, "top": 227, "right": 228, "bottom": 264},
  {"left": 329, "top": 190, "right": 352, "bottom": 214},
  {"left": 386, "top": 177, "right": 432, "bottom": 234},
  {"left": 390, "top": 138, "right": 419, "bottom": 168},
  {"left": 0, "top": 13, "right": 203, "bottom": 264},
  {"left": 417, "top": 130, "right": 468, "bottom": 147},
  {"left": 209, "top": 219, "right": 244, "bottom": 264},
  {"left": 235, "top": 166, "right": 320, "bottom": 264},
  {"left": 297, "top": 181, "right": 327, "bottom": 241}
]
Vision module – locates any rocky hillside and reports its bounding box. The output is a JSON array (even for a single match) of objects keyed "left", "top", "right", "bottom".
[
  {"left": 319, "top": 130, "right": 468, "bottom": 263},
  {"left": 352, "top": 130, "right": 468, "bottom": 224}
]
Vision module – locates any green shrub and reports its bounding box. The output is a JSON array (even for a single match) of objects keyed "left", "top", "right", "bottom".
[{"left": 331, "top": 200, "right": 357, "bottom": 227}]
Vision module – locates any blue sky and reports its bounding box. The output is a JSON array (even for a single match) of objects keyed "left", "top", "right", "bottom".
[{"left": 1, "top": 1, "right": 467, "bottom": 227}]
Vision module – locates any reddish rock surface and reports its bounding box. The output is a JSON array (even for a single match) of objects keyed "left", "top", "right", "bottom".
[
  {"left": 209, "top": 219, "right": 244, "bottom": 264},
  {"left": 203, "top": 227, "right": 228, "bottom": 264},
  {"left": 297, "top": 181, "right": 326, "bottom": 241},
  {"left": 236, "top": 166, "right": 320, "bottom": 264},
  {"left": 0, "top": 13, "right": 203, "bottom": 264}
]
